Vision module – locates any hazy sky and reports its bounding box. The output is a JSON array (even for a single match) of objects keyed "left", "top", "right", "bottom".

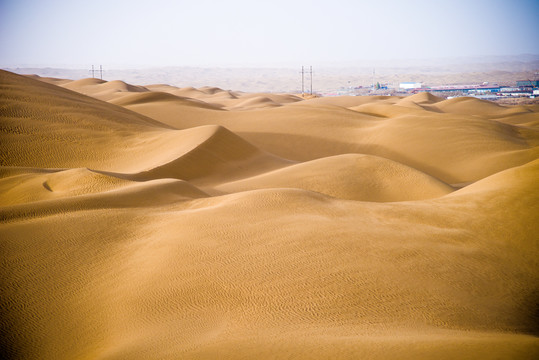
[{"left": 0, "top": 0, "right": 538, "bottom": 68}]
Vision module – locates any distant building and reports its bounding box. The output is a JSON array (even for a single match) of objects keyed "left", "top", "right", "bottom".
[
  {"left": 500, "top": 87, "right": 520, "bottom": 92},
  {"left": 399, "top": 82, "right": 422, "bottom": 90},
  {"left": 410, "top": 84, "right": 501, "bottom": 95},
  {"left": 516, "top": 80, "right": 539, "bottom": 87}
]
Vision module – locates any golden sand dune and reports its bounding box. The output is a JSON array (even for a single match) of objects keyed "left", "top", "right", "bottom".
[
  {"left": 169, "top": 85, "right": 210, "bottom": 98},
  {"left": 61, "top": 79, "right": 149, "bottom": 101},
  {"left": 350, "top": 101, "right": 431, "bottom": 116},
  {"left": 226, "top": 93, "right": 303, "bottom": 110},
  {"left": 108, "top": 91, "right": 221, "bottom": 110},
  {"left": 0, "top": 167, "right": 135, "bottom": 205},
  {"left": 231, "top": 95, "right": 281, "bottom": 110},
  {"left": 123, "top": 125, "right": 291, "bottom": 186},
  {"left": 98, "top": 79, "right": 149, "bottom": 93},
  {"left": 435, "top": 96, "right": 508, "bottom": 115},
  {"left": 1, "top": 70, "right": 539, "bottom": 359},
  {"left": 62, "top": 77, "right": 107, "bottom": 87},
  {"left": 0, "top": 71, "right": 178, "bottom": 170},
  {"left": 400, "top": 92, "right": 444, "bottom": 104},
  {"left": 198, "top": 86, "right": 227, "bottom": 95},
  {"left": 94, "top": 83, "right": 537, "bottom": 185},
  {"left": 300, "top": 94, "right": 399, "bottom": 107},
  {"left": 215, "top": 153, "right": 454, "bottom": 201},
  {"left": 242, "top": 92, "right": 303, "bottom": 104},
  {"left": 62, "top": 78, "right": 148, "bottom": 93},
  {"left": 24, "top": 74, "right": 72, "bottom": 86}
]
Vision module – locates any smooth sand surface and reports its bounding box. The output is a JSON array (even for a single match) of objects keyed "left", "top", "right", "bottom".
[{"left": 1, "top": 70, "right": 538, "bottom": 359}]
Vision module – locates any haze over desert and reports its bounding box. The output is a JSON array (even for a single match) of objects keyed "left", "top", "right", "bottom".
[{"left": 1, "top": 0, "right": 539, "bottom": 359}]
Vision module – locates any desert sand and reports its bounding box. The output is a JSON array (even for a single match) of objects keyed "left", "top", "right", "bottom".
[{"left": 1, "top": 70, "right": 538, "bottom": 359}]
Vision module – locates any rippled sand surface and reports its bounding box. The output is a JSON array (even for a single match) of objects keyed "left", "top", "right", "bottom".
[{"left": 1, "top": 70, "right": 538, "bottom": 359}]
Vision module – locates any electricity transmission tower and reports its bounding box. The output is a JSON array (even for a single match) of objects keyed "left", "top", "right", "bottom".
[
  {"left": 300, "top": 66, "right": 313, "bottom": 96},
  {"left": 89, "top": 65, "right": 104, "bottom": 80}
]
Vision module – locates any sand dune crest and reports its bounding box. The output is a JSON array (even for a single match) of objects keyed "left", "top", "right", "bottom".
[
  {"left": 108, "top": 91, "right": 221, "bottom": 110},
  {"left": 126, "top": 125, "right": 290, "bottom": 186},
  {"left": 216, "top": 153, "right": 454, "bottom": 201}
]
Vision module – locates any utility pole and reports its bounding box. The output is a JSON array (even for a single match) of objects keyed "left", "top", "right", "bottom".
[
  {"left": 309, "top": 65, "right": 313, "bottom": 95},
  {"left": 300, "top": 65, "right": 313, "bottom": 96},
  {"left": 90, "top": 65, "right": 95, "bottom": 78},
  {"left": 300, "top": 66, "right": 305, "bottom": 96},
  {"left": 372, "top": 68, "right": 375, "bottom": 91},
  {"left": 99, "top": 65, "right": 103, "bottom": 80}
]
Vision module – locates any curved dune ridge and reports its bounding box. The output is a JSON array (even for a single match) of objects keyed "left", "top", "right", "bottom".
[
  {"left": 399, "top": 91, "right": 444, "bottom": 104},
  {"left": 98, "top": 79, "right": 148, "bottom": 92},
  {"left": 123, "top": 125, "right": 291, "bottom": 185},
  {"left": 435, "top": 96, "right": 507, "bottom": 115},
  {"left": 0, "top": 167, "right": 136, "bottom": 205},
  {"left": 108, "top": 91, "right": 221, "bottom": 110},
  {"left": 215, "top": 153, "right": 454, "bottom": 201},
  {"left": 1, "top": 70, "right": 539, "bottom": 359},
  {"left": 60, "top": 78, "right": 149, "bottom": 101},
  {"left": 231, "top": 95, "right": 281, "bottom": 110},
  {"left": 62, "top": 77, "right": 107, "bottom": 87}
]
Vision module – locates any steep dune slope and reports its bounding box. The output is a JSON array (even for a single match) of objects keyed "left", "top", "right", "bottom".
[
  {"left": 1, "top": 71, "right": 284, "bottom": 180},
  {"left": 123, "top": 125, "right": 291, "bottom": 186},
  {"left": 0, "top": 70, "right": 174, "bottom": 169}
]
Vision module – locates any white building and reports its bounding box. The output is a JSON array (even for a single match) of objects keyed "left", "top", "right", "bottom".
[{"left": 399, "top": 82, "right": 422, "bottom": 90}]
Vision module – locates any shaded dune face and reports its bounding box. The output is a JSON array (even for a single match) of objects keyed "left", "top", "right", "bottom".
[{"left": 1, "top": 70, "right": 539, "bottom": 360}]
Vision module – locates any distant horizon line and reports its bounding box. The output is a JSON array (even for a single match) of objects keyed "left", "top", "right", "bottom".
[{"left": 3, "top": 54, "right": 539, "bottom": 71}]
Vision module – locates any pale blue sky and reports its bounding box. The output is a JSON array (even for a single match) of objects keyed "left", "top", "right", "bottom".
[{"left": 0, "top": 0, "right": 537, "bottom": 68}]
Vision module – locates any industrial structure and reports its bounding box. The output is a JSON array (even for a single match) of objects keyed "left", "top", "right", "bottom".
[
  {"left": 408, "top": 80, "right": 538, "bottom": 99},
  {"left": 399, "top": 82, "right": 422, "bottom": 90}
]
